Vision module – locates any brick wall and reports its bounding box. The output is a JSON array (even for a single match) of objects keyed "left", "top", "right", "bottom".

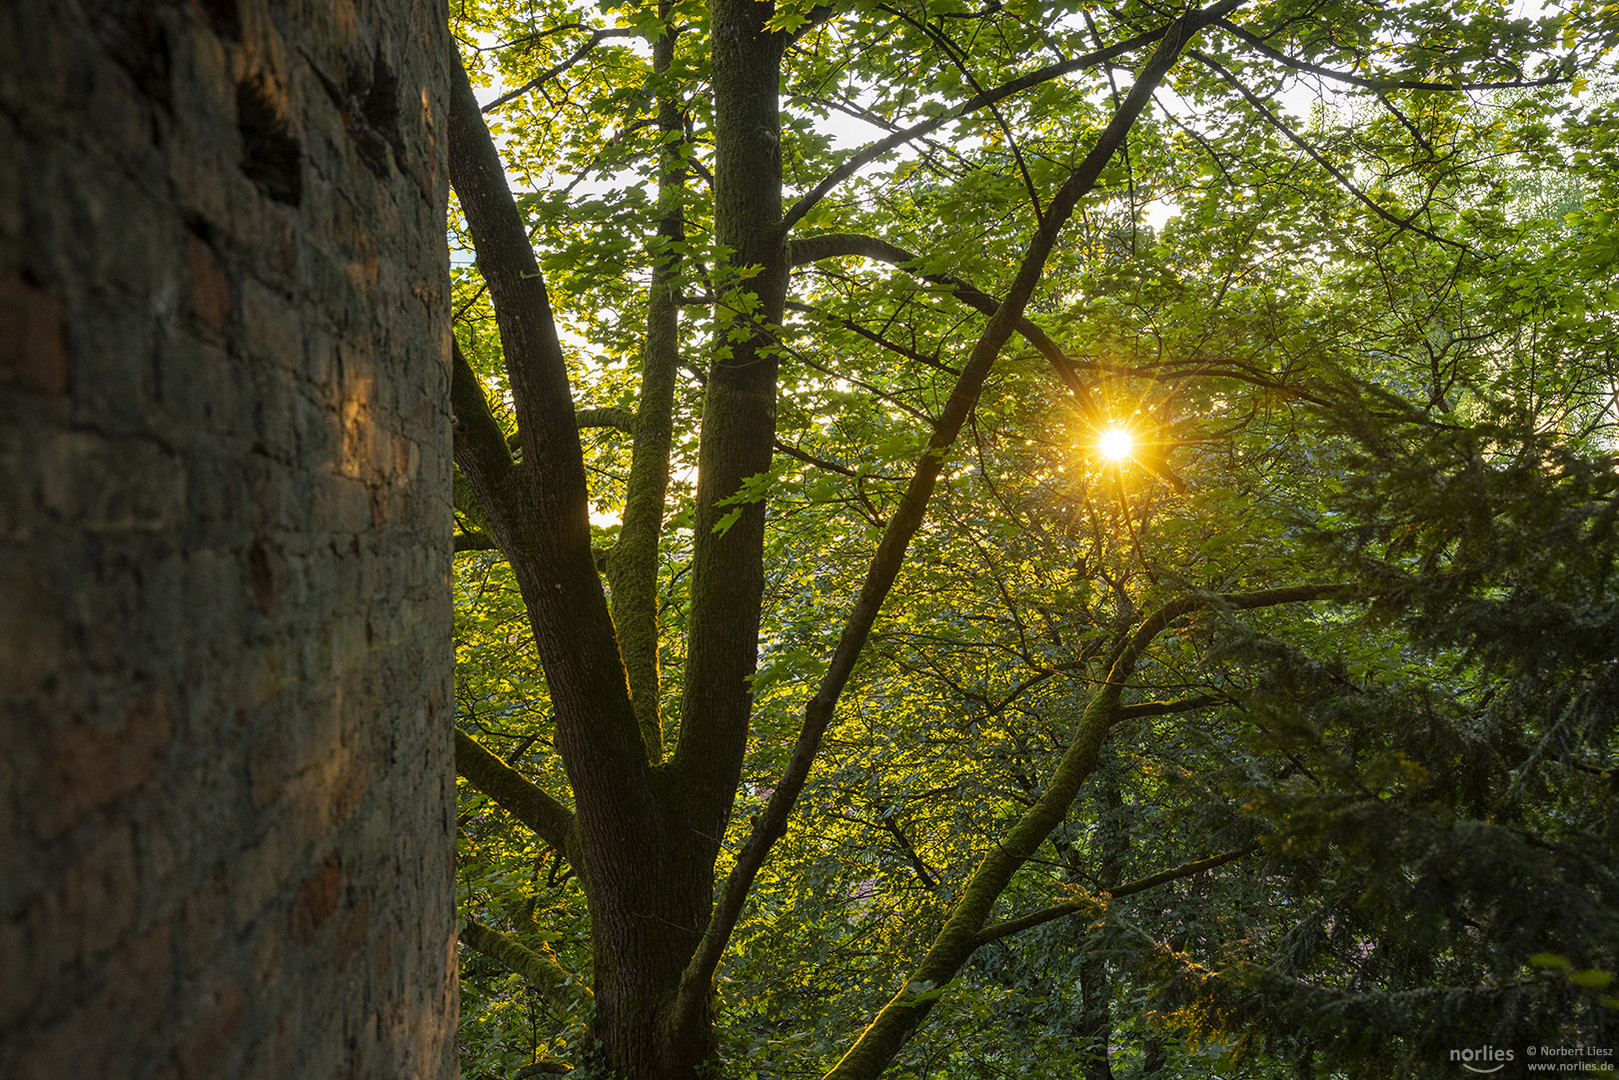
[{"left": 0, "top": 1, "right": 456, "bottom": 1077}]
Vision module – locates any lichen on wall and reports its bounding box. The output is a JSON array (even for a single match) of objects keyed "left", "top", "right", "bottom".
[{"left": 0, "top": 1, "right": 457, "bottom": 1077}]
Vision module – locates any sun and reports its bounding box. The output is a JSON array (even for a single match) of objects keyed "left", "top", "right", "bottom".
[{"left": 1097, "top": 427, "right": 1135, "bottom": 461}]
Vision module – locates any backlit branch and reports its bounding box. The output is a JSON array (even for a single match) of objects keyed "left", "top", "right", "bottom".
[
  {"left": 973, "top": 842, "right": 1262, "bottom": 946},
  {"left": 822, "top": 580, "right": 1346, "bottom": 1079},
  {"left": 778, "top": 22, "right": 1177, "bottom": 236},
  {"left": 887, "top": 5, "right": 1048, "bottom": 225},
  {"left": 1214, "top": 19, "right": 1567, "bottom": 92},
  {"left": 482, "top": 27, "right": 641, "bottom": 113},
  {"left": 787, "top": 232, "right": 1102, "bottom": 422},
  {"left": 455, "top": 729, "right": 576, "bottom": 859},
  {"left": 1190, "top": 50, "right": 1468, "bottom": 251}
]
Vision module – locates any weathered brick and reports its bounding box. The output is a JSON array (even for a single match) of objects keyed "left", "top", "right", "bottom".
[
  {"left": 59, "top": 823, "right": 140, "bottom": 961},
  {"left": 289, "top": 852, "right": 344, "bottom": 946},
  {"left": 231, "top": 820, "right": 294, "bottom": 931},
  {"left": 186, "top": 233, "right": 232, "bottom": 340},
  {"left": 239, "top": 276, "right": 301, "bottom": 371},
  {"left": 178, "top": 868, "right": 230, "bottom": 977},
  {"left": 0, "top": 899, "right": 46, "bottom": 1028},
  {"left": 0, "top": 426, "right": 31, "bottom": 541},
  {"left": 170, "top": 974, "right": 247, "bottom": 1080},
  {"left": 11, "top": 918, "right": 176, "bottom": 1080},
  {"left": 334, "top": 890, "right": 372, "bottom": 970},
  {"left": 37, "top": 431, "right": 185, "bottom": 532},
  {"left": 44, "top": 682, "right": 174, "bottom": 840},
  {"left": 248, "top": 727, "right": 283, "bottom": 812},
  {"left": 0, "top": 114, "right": 23, "bottom": 244},
  {"left": 0, "top": 273, "right": 71, "bottom": 396}
]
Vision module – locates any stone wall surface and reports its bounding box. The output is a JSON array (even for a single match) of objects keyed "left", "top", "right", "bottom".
[{"left": 0, "top": 1, "right": 456, "bottom": 1077}]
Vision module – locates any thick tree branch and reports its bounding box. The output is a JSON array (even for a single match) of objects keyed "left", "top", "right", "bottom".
[
  {"left": 577, "top": 407, "right": 638, "bottom": 433},
  {"left": 504, "top": 408, "right": 636, "bottom": 454},
  {"left": 452, "top": 339, "right": 519, "bottom": 524},
  {"left": 973, "top": 842, "right": 1262, "bottom": 946},
  {"left": 453, "top": 466, "right": 507, "bottom": 557},
  {"left": 451, "top": 58, "right": 601, "bottom": 498},
  {"left": 461, "top": 917, "right": 589, "bottom": 1002},
  {"left": 1118, "top": 692, "right": 1226, "bottom": 719},
  {"left": 605, "top": 12, "right": 685, "bottom": 762},
  {"left": 455, "top": 729, "right": 577, "bottom": 858}
]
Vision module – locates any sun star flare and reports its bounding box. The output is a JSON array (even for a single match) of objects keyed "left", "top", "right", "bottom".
[{"left": 1098, "top": 427, "right": 1134, "bottom": 461}]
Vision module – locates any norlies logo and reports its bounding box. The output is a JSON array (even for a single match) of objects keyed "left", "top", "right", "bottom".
[{"left": 1453, "top": 1046, "right": 1516, "bottom": 1074}]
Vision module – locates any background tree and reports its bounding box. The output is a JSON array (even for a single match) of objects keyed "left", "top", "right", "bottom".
[{"left": 445, "top": 0, "right": 1617, "bottom": 1076}]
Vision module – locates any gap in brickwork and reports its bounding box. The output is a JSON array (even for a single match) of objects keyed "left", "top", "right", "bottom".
[
  {"left": 194, "top": 0, "right": 242, "bottom": 40},
  {"left": 357, "top": 49, "right": 406, "bottom": 180},
  {"left": 237, "top": 72, "right": 303, "bottom": 205},
  {"left": 80, "top": 0, "right": 173, "bottom": 108}
]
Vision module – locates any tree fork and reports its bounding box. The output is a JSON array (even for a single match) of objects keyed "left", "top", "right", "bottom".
[
  {"left": 447, "top": 52, "right": 649, "bottom": 797},
  {"left": 449, "top": 44, "right": 708, "bottom": 1080}
]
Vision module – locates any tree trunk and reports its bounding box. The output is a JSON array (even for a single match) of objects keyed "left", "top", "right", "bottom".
[
  {"left": 1078, "top": 767, "right": 1126, "bottom": 1080},
  {"left": 668, "top": 0, "right": 788, "bottom": 823},
  {"left": 588, "top": 812, "right": 717, "bottom": 1077},
  {"left": 447, "top": 49, "right": 709, "bottom": 1079}
]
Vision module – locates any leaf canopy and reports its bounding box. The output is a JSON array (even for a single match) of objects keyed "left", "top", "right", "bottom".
[{"left": 446, "top": 0, "right": 1619, "bottom": 1076}]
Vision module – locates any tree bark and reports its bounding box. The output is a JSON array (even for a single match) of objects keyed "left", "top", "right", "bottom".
[
  {"left": 667, "top": 0, "right": 789, "bottom": 831},
  {"left": 606, "top": 7, "right": 685, "bottom": 764}
]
